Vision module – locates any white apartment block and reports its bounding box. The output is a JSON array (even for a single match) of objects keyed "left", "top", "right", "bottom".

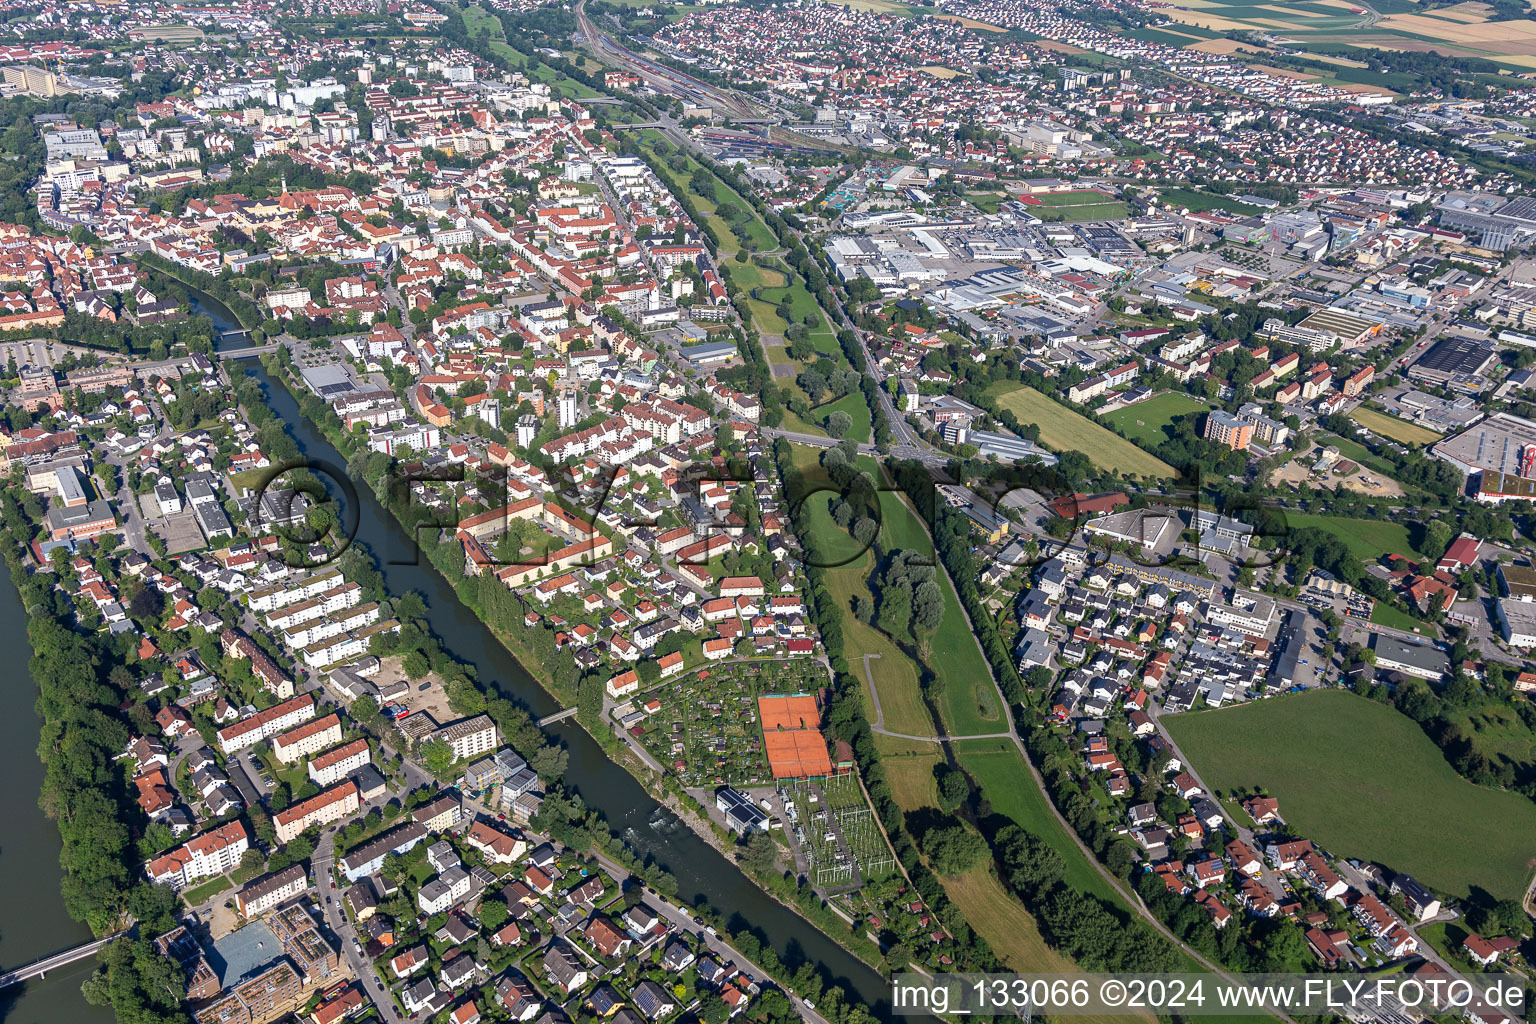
[
  {"left": 308, "top": 738, "right": 371, "bottom": 787},
  {"left": 265, "top": 582, "right": 362, "bottom": 631},
  {"left": 271, "top": 714, "right": 344, "bottom": 764},
  {"left": 275, "top": 782, "right": 359, "bottom": 844},
  {"left": 217, "top": 694, "right": 317, "bottom": 754},
  {"left": 248, "top": 568, "right": 345, "bottom": 613},
  {"left": 429, "top": 715, "right": 499, "bottom": 762},
  {"left": 145, "top": 821, "right": 250, "bottom": 888}
]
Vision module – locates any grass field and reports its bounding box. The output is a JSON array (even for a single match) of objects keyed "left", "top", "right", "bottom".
[
  {"left": 1447, "top": 703, "right": 1536, "bottom": 779},
  {"left": 1282, "top": 511, "right": 1423, "bottom": 561},
  {"left": 1164, "top": 690, "right": 1536, "bottom": 900},
  {"left": 1350, "top": 406, "right": 1442, "bottom": 446},
  {"left": 984, "top": 382, "right": 1178, "bottom": 480},
  {"left": 1369, "top": 601, "right": 1428, "bottom": 633},
  {"left": 794, "top": 448, "right": 935, "bottom": 737},
  {"left": 867, "top": 464, "right": 1002, "bottom": 736},
  {"left": 1155, "top": 188, "right": 1264, "bottom": 214},
  {"left": 1102, "top": 392, "right": 1212, "bottom": 448},
  {"left": 1030, "top": 192, "right": 1131, "bottom": 222},
  {"left": 871, "top": 736, "right": 1145, "bottom": 1009},
  {"left": 635, "top": 133, "right": 776, "bottom": 255}
]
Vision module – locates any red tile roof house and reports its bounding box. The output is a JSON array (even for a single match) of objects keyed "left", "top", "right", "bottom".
[{"left": 1464, "top": 933, "right": 1502, "bottom": 966}]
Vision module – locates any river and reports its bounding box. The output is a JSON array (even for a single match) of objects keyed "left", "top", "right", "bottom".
[{"left": 0, "top": 567, "right": 117, "bottom": 1024}]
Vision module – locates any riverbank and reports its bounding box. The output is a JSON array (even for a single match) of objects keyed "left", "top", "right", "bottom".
[
  {"left": 0, "top": 566, "right": 117, "bottom": 1024},
  {"left": 255, "top": 351, "right": 895, "bottom": 978}
]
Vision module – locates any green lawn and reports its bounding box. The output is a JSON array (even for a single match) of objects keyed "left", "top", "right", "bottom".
[
  {"left": 968, "top": 191, "right": 1007, "bottom": 214},
  {"left": 182, "top": 876, "right": 233, "bottom": 908},
  {"left": 1369, "top": 601, "right": 1428, "bottom": 634},
  {"left": 1164, "top": 690, "right": 1536, "bottom": 900},
  {"left": 814, "top": 392, "right": 872, "bottom": 444},
  {"left": 1101, "top": 392, "right": 1212, "bottom": 448},
  {"left": 1447, "top": 703, "right": 1536, "bottom": 780},
  {"left": 636, "top": 135, "right": 776, "bottom": 255},
  {"left": 984, "top": 382, "right": 1177, "bottom": 480},
  {"left": 1283, "top": 511, "right": 1423, "bottom": 562}
]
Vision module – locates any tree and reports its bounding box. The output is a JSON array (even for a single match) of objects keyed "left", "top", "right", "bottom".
[
  {"left": 402, "top": 650, "right": 431, "bottom": 679},
  {"left": 529, "top": 743, "right": 568, "bottom": 781},
  {"left": 350, "top": 695, "right": 381, "bottom": 727},
  {"left": 479, "top": 898, "right": 509, "bottom": 931},
  {"left": 937, "top": 769, "right": 970, "bottom": 808},
  {"left": 577, "top": 674, "right": 603, "bottom": 729},
  {"left": 422, "top": 738, "right": 455, "bottom": 776},
  {"left": 920, "top": 825, "right": 985, "bottom": 876},
  {"left": 741, "top": 831, "right": 778, "bottom": 874},
  {"left": 877, "top": 584, "right": 911, "bottom": 638},
  {"left": 826, "top": 410, "right": 852, "bottom": 439}
]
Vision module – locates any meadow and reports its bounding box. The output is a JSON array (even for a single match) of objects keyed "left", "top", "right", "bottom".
[
  {"left": 1350, "top": 405, "right": 1442, "bottom": 446},
  {"left": 984, "top": 382, "right": 1178, "bottom": 480},
  {"left": 1164, "top": 690, "right": 1536, "bottom": 900}
]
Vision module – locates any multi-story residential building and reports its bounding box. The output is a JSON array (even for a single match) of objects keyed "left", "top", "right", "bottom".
[
  {"left": 417, "top": 866, "right": 472, "bottom": 914},
  {"left": 428, "top": 715, "right": 499, "bottom": 762},
  {"left": 308, "top": 738, "right": 371, "bottom": 787},
  {"left": 274, "top": 781, "right": 359, "bottom": 843},
  {"left": 217, "top": 694, "right": 317, "bottom": 754},
  {"left": 1203, "top": 410, "right": 1254, "bottom": 451},
  {"left": 192, "top": 962, "right": 302, "bottom": 1024},
  {"left": 339, "top": 822, "right": 428, "bottom": 881},
  {"left": 271, "top": 713, "right": 344, "bottom": 764},
  {"left": 145, "top": 821, "right": 250, "bottom": 889},
  {"left": 234, "top": 864, "right": 309, "bottom": 918}
]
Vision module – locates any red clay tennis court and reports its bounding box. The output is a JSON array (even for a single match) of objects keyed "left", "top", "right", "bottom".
[{"left": 758, "top": 695, "right": 833, "bottom": 778}]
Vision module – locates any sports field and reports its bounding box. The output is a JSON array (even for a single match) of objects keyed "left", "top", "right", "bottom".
[
  {"left": 984, "top": 383, "right": 1178, "bottom": 479},
  {"left": 1102, "top": 392, "right": 1212, "bottom": 448},
  {"left": 1029, "top": 190, "right": 1130, "bottom": 222},
  {"left": 1349, "top": 406, "right": 1442, "bottom": 446},
  {"left": 1164, "top": 690, "right": 1536, "bottom": 900}
]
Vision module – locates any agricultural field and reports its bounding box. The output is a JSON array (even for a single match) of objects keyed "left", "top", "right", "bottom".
[
  {"left": 1282, "top": 511, "right": 1424, "bottom": 561},
  {"left": 1102, "top": 392, "right": 1212, "bottom": 448},
  {"left": 1350, "top": 405, "right": 1443, "bottom": 446},
  {"left": 983, "top": 382, "right": 1178, "bottom": 480},
  {"left": 1164, "top": 690, "right": 1536, "bottom": 900}
]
